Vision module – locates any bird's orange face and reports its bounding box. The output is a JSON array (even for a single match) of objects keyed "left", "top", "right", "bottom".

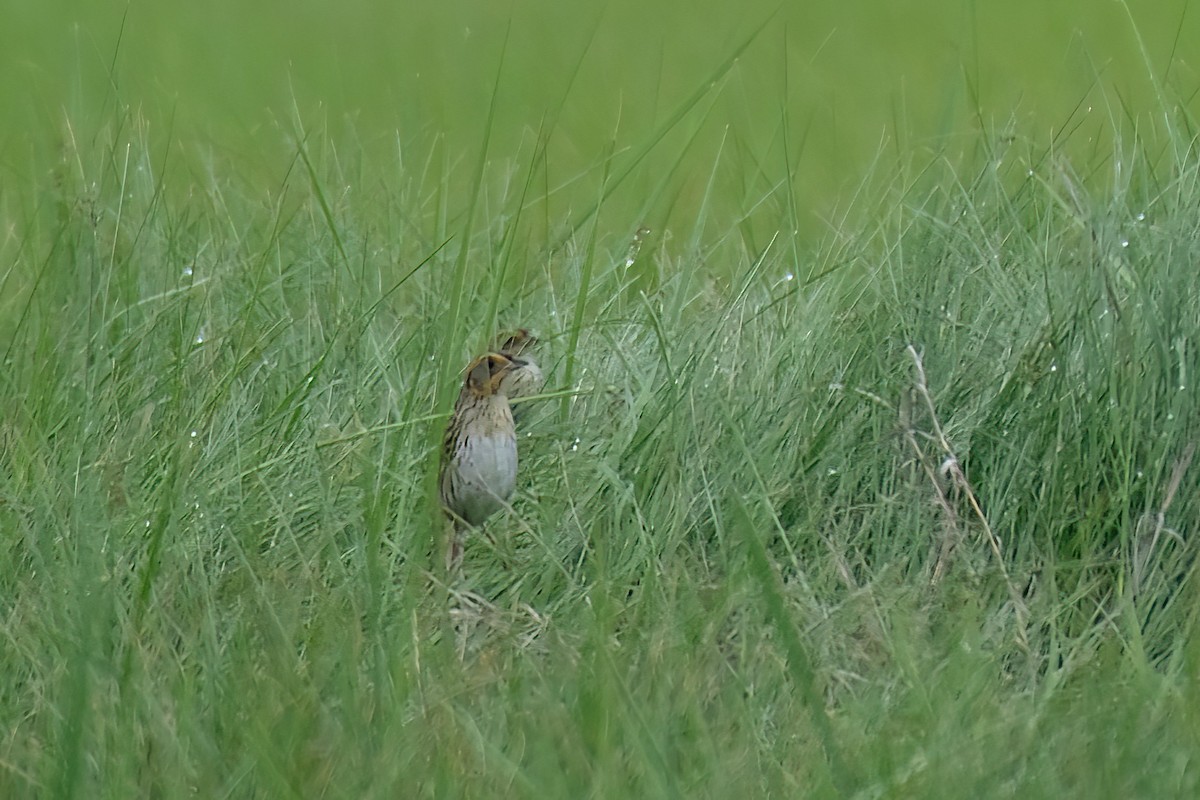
[
  {"left": 490, "top": 329, "right": 545, "bottom": 403},
  {"left": 464, "top": 352, "right": 524, "bottom": 396}
]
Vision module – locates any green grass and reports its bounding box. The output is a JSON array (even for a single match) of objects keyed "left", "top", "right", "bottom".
[{"left": 2, "top": 1, "right": 1200, "bottom": 797}]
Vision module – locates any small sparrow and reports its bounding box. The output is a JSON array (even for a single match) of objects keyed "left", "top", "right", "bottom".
[
  {"left": 494, "top": 329, "right": 546, "bottom": 416},
  {"left": 439, "top": 352, "right": 523, "bottom": 569}
]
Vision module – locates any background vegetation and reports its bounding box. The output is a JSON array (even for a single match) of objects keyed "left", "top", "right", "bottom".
[{"left": 1, "top": 0, "right": 1199, "bottom": 796}]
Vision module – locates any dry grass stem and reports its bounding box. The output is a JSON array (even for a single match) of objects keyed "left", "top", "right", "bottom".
[{"left": 905, "top": 345, "right": 1030, "bottom": 653}]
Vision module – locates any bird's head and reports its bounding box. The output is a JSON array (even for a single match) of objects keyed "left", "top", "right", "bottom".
[{"left": 464, "top": 352, "right": 524, "bottom": 397}]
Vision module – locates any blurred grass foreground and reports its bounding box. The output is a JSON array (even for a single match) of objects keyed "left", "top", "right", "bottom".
[{"left": 1, "top": 1, "right": 1200, "bottom": 797}]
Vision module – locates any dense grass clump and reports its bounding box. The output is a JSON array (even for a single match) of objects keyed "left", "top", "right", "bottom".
[
  {"left": 2, "top": 105, "right": 1198, "bottom": 797},
  {"left": 3, "top": 2, "right": 1200, "bottom": 796}
]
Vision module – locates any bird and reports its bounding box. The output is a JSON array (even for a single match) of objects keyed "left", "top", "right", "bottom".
[
  {"left": 493, "top": 329, "right": 546, "bottom": 418},
  {"left": 439, "top": 352, "right": 523, "bottom": 570}
]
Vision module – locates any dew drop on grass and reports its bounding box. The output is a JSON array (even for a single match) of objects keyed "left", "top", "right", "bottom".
[
  {"left": 784, "top": 272, "right": 794, "bottom": 281},
  {"left": 182, "top": 265, "right": 193, "bottom": 277},
  {"left": 622, "top": 226, "right": 650, "bottom": 268},
  {"left": 1137, "top": 212, "right": 1146, "bottom": 221},
  {"left": 1121, "top": 239, "right": 1129, "bottom": 248}
]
